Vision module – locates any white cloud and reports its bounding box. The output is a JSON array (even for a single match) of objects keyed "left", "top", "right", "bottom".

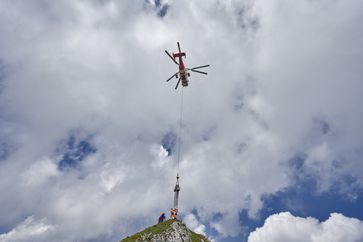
[
  {"left": 150, "top": 145, "right": 170, "bottom": 168},
  {"left": 183, "top": 213, "right": 207, "bottom": 236},
  {"left": 0, "top": 0, "right": 362, "bottom": 241},
  {"left": 21, "top": 157, "right": 60, "bottom": 186},
  {"left": 99, "top": 162, "right": 126, "bottom": 192},
  {"left": 0, "top": 216, "right": 53, "bottom": 242},
  {"left": 211, "top": 213, "right": 241, "bottom": 238},
  {"left": 248, "top": 212, "right": 363, "bottom": 242}
]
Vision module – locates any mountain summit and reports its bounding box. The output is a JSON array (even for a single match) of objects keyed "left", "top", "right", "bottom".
[{"left": 120, "top": 219, "right": 210, "bottom": 242}]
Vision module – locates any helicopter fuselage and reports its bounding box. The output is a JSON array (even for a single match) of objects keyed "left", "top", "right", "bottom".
[
  {"left": 165, "top": 42, "right": 209, "bottom": 90},
  {"left": 173, "top": 53, "right": 189, "bottom": 87}
]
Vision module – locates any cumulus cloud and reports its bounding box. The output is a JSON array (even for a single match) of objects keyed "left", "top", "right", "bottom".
[
  {"left": 0, "top": 0, "right": 362, "bottom": 241},
  {"left": 184, "top": 213, "right": 207, "bottom": 236},
  {"left": 0, "top": 216, "right": 53, "bottom": 242},
  {"left": 248, "top": 212, "right": 363, "bottom": 242},
  {"left": 21, "top": 157, "right": 60, "bottom": 186}
]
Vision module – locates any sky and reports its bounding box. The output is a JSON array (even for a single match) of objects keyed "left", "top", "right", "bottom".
[{"left": 0, "top": 0, "right": 363, "bottom": 242}]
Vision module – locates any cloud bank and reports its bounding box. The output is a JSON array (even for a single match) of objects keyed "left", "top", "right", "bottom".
[
  {"left": 0, "top": 0, "right": 362, "bottom": 241},
  {"left": 248, "top": 212, "right": 363, "bottom": 242},
  {"left": 0, "top": 216, "right": 53, "bottom": 242}
]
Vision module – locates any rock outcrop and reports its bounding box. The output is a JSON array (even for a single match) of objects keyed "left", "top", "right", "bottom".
[{"left": 120, "top": 219, "right": 210, "bottom": 242}]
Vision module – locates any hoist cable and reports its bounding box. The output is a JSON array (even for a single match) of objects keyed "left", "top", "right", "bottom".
[{"left": 176, "top": 87, "right": 184, "bottom": 174}]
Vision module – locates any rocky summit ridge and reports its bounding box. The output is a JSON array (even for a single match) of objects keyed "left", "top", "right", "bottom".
[{"left": 120, "top": 219, "right": 210, "bottom": 242}]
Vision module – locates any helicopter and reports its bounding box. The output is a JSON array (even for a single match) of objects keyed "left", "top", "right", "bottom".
[{"left": 165, "top": 42, "right": 210, "bottom": 90}]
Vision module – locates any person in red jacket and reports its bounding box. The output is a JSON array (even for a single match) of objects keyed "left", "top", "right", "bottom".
[{"left": 170, "top": 208, "right": 178, "bottom": 220}]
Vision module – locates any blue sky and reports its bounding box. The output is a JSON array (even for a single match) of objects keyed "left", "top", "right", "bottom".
[{"left": 1, "top": 0, "right": 363, "bottom": 242}]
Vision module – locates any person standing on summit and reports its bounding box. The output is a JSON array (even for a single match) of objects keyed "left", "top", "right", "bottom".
[{"left": 158, "top": 213, "right": 166, "bottom": 223}]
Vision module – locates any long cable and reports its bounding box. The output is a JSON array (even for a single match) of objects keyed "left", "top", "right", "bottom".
[{"left": 176, "top": 87, "right": 184, "bottom": 174}]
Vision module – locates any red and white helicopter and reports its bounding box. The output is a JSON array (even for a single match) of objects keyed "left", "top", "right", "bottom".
[{"left": 165, "top": 42, "right": 210, "bottom": 90}]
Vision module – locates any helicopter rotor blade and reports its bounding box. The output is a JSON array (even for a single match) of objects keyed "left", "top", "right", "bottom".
[
  {"left": 175, "top": 77, "right": 181, "bottom": 89},
  {"left": 177, "top": 42, "right": 181, "bottom": 53},
  {"left": 165, "top": 50, "right": 178, "bottom": 65},
  {"left": 191, "top": 64, "right": 210, "bottom": 70},
  {"left": 190, "top": 69, "right": 208, "bottom": 75},
  {"left": 166, "top": 72, "right": 178, "bottom": 82}
]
